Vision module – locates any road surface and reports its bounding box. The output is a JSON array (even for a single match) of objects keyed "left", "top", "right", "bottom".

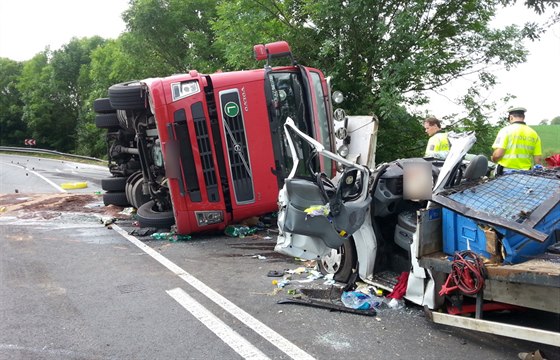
[
  {"left": 0, "top": 153, "right": 109, "bottom": 194},
  {"left": 0, "top": 154, "right": 558, "bottom": 359}
]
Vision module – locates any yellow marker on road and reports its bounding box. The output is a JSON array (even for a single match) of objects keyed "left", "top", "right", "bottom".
[{"left": 60, "top": 181, "right": 88, "bottom": 190}]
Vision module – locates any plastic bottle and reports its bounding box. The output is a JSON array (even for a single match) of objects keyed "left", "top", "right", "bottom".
[
  {"left": 224, "top": 225, "right": 256, "bottom": 237},
  {"left": 151, "top": 232, "right": 172, "bottom": 240}
]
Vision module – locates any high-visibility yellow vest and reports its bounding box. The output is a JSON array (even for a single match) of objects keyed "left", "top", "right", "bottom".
[
  {"left": 425, "top": 132, "right": 450, "bottom": 157},
  {"left": 492, "top": 122, "right": 542, "bottom": 170}
]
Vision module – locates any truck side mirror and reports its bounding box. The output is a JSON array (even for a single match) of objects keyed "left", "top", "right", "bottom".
[
  {"left": 253, "top": 44, "right": 267, "bottom": 61},
  {"left": 253, "top": 41, "right": 296, "bottom": 65}
]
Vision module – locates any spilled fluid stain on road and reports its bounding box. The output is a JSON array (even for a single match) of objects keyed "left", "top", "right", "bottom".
[{"left": 0, "top": 193, "right": 132, "bottom": 226}]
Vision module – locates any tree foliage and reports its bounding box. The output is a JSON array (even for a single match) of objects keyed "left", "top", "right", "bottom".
[
  {"left": 213, "top": 0, "right": 532, "bottom": 161},
  {"left": 122, "top": 0, "right": 222, "bottom": 74},
  {"left": 0, "top": 58, "right": 27, "bottom": 146},
  {"left": 16, "top": 38, "right": 107, "bottom": 153},
  {"left": 2, "top": 0, "right": 557, "bottom": 161}
]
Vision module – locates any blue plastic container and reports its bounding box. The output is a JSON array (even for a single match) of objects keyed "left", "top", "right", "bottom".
[{"left": 442, "top": 204, "right": 559, "bottom": 264}]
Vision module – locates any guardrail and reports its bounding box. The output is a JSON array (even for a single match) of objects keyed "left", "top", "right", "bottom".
[{"left": 0, "top": 146, "right": 106, "bottom": 163}]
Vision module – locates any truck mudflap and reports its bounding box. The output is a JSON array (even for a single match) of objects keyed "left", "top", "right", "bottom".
[{"left": 424, "top": 306, "right": 560, "bottom": 347}]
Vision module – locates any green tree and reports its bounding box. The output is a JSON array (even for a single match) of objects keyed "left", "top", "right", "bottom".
[
  {"left": 551, "top": 116, "right": 560, "bottom": 125},
  {"left": 122, "top": 0, "right": 222, "bottom": 74},
  {"left": 17, "top": 52, "right": 59, "bottom": 149},
  {"left": 212, "top": 0, "right": 532, "bottom": 162},
  {"left": 0, "top": 58, "right": 27, "bottom": 146},
  {"left": 17, "top": 37, "right": 107, "bottom": 153}
]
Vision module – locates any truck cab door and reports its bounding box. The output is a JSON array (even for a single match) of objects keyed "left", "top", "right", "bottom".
[{"left": 275, "top": 118, "right": 371, "bottom": 260}]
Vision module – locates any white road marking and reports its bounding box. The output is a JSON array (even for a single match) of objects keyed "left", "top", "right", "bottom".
[
  {"left": 167, "top": 288, "right": 270, "bottom": 360},
  {"left": 2, "top": 162, "right": 66, "bottom": 193},
  {"left": 112, "top": 225, "right": 315, "bottom": 360}
]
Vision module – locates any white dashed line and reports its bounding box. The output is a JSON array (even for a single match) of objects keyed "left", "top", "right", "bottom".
[
  {"left": 167, "top": 288, "right": 270, "bottom": 360},
  {"left": 112, "top": 225, "right": 315, "bottom": 360}
]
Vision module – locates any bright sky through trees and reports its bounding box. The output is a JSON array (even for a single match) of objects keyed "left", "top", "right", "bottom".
[{"left": 1, "top": 0, "right": 558, "bottom": 123}]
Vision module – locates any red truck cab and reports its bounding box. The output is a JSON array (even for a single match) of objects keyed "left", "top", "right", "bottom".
[{"left": 97, "top": 41, "right": 338, "bottom": 235}]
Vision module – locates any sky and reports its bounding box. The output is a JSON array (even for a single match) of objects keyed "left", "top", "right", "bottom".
[
  {"left": 421, "top": 4, "right": 560, "bottom": 125},
  {"left": 1, "top": 0, "right": 558, "bottom": 124}
]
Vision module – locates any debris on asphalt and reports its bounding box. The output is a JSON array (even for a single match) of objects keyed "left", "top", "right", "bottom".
[
  {"left": 341, "top": 291, "right": 383, "bottom": 310},
  {"left": 60, "top": 181, "right": 88, "bottom": 190},
  {"left": 286, "top": 267, "right": 307, "bottom": 275},
  {"left": 276, "top": 279, "right": 291, "bottom": 288},
  {"left": 386, "top": 298, "right": 405, "bottom": 310},
  {"left": 278, "top": 293, "right": 377, "bottom": 316},
  {"left": 518, "top": 349, "right": 547, "bottom": 360},
  {"left": 129, "top": 227, "right": 157, "bottom": 236},
  {"left": 0, "top": 194, "right": 134, "bottom": 223},
  {"left": 100, "top": 216, "right": 116, "bottom": 226},
  {"left": 253, "top": 254, "right": 267, "bottom": 260},
  {"left": 224, "top": 224, "right": 257, "bottom": 238},
  {"left": 323, "top": 274, "right": 336, "bottom": 286},
  {"left": 119, "top": 207, "right": 135, "bottom": 216},
  {"left": 151, "top": 232, "right": 192, "bottom": 242},
  {"left": 267, "top": 270, "right": 284, "bottom": 277}
]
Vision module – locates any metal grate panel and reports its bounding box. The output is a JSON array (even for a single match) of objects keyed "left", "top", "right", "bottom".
[
  {"left": 448, "top": 173, "right": 560, "bottom": 223},
  {"left": 220, "top": 90, "right": 254, "bottom": 204},
  {"left": 192, "top": 102, "right": 219, "bottom": 203}
]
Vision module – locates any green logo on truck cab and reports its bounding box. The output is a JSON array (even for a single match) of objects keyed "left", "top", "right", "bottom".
[{"left": 224, "top": 102, "right": 240, "bottom": 117}]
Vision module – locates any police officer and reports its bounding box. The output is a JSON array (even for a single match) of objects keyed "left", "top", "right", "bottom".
[
  {"left": 491, "top": 106, "right": 542, "bottom": 174},
  {"left": 423, "top": 117, "right": 450, "bottom": 159}
]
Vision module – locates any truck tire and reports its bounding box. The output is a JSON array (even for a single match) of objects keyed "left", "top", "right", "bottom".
[
  {"left": 116, "top": 109, "right": 134, "bottom": 130},
  {"left": 125, "top": 172, "right": 151, "bottom": 209},
  {"left": 93, "top": 98, "right": 115, "bottom": 114},
  {"left": 131, "top": 180, "right": 151, "bottom": 209},
  {"left": 108, "top": 81, "right": 147, "bottom": 110},
  {"left": 95, "top": 113, "right": 120, "bottom": 129},
  {"left": 101, "top": 177, "right": 128, "bottom": 192},
  {"left": 318, "top": 238, "right": 357, "bottom": 282},
  {"left": 136, "top": 200, "right": 175, "bottom": 229},
  {"left": 103, "top": 191, "right": 130, "bottom": 207},
  {"left": 125, "top": 172, "right": 142, "bottom": 207}
]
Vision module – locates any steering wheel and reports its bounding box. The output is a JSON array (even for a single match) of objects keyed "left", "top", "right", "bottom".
[{"left": 337, "top": 168, "right": 363, "bottom": 202}]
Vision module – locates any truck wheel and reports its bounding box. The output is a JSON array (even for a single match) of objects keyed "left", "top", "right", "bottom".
[
  {"left": 103, "top": 192, "right": 130, "bottom": 207},
  {"left": 101, "top": 177, "right": 127, "bottom": 192},
  {"left": 318, "top": 238, "right": 357, "bottom": 282},
  {"left": 136, "top": 200, "right": 175, "bottom": 229},
  {"left": 125, "top": 172, "right": 151, "bottom": 209},
  {"left": 116, "top": 109, "right": 135, "bottom": 130},
  {"left": 93, "top": 98, "right": 115, "bottom": 114},
  {"left": 125, "top": 172, "right": 142, "bottom": 207},
  {"left": 108, "top": 81, "right": 147, "bottom": 110},
  {"left": 95, "top": 113, "right": 120, "bottom": 129}
]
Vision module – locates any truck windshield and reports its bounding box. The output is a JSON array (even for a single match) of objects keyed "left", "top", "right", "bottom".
[
  {"left": 309, "top": 70, "right": 333, "bottom": 176},
  {"left": 267, "top": 71, "right": 316, "bottom": 182}
]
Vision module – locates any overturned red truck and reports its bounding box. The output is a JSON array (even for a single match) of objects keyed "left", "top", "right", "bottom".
[{"left": 93, "top": 41, "right": 339, "bottom": 234}]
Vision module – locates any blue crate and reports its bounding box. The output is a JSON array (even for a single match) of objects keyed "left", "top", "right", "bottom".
[{"left": 442, "top": 203, "right": 560, "bottom": 264}]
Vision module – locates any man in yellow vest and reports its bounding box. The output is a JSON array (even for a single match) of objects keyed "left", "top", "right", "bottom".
[
  {"left": 423, "top": 117, "right": 450, "bottom": 159},
  {"left": 491, "top": 107, "right": 542, "bottom": 175}
]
